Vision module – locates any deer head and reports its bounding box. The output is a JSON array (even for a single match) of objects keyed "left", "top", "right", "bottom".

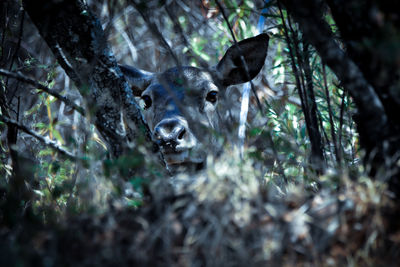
[{"left": 120, "top": 34, "right": 269, "bottom": 172}]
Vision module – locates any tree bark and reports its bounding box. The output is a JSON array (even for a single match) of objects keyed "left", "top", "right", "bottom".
[{"left": 22, "top": 0, "right": 153, "bottom": 157}]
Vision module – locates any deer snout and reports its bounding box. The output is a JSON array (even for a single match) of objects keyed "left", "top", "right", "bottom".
[{"left": 153, "top": 118, "right": 191, "bottom": 153}]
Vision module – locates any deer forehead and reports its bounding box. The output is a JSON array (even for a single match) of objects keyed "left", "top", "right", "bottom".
[{"left": 143, "top": 67, "right": 218, "bottom": 98}]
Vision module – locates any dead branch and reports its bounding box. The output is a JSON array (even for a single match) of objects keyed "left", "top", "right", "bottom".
[
  {"left": 0, "top": 68, "right": 85, "bottom": 116},
  {"left": 0, "top": 114, "right": 77, "bottom": 160}
]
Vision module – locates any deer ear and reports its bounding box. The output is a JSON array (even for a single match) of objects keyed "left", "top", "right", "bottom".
[
  {"left": 215, "top": 33, "right": 269, "bottom": 86},
  {"left": 119, "top": 65, "right": 154, "bottom": 96}
]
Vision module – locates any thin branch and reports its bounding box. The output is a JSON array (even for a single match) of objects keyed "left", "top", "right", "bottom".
[
  {"left": 277, "top": 2, "right": 308, "bottom": 120},
  {"left": 316, "top": 109, "right": 330, "bottom": 162},
  {"left": 0, "top": 68, "right": 85, "bottom": 116},
  {"left": 215, "top": 0, "right": 263, "bottom": 113},
  {"left": 0, "top": 114, "right": 77, "bottom": 160},
  {"left": 7, "top": 9, "right": 24, "bottom": 73},
  {"left": 338, "top": 86, "right": 347, "bottom": 161},
  {"left": 0, "top": 77, "right": 21, "bottom": 189},
  {"left": 164, "top": 3, "right": 209, "bottom": 68},
  {"left": 302, "top": 41, "right": 325, "bottom": 167},
  {"left": 130, "top": 0, "right": 180, "bottom": 67},
  {"left": 287, "top": 14, "right": 311, "bottom": 117},
  {"left": 322, "top": 64, "right": 340, "bottom": 165}
]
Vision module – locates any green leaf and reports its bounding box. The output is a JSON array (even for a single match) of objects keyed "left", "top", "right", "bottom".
[{"left": 52, "top": 129, "right": 65, "bottom": 145}]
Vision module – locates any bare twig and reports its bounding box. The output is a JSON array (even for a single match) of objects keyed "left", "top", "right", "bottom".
[
  {"left": 301, "top": 41, "right": 325, "bottom": 169},
  {"left": 338, "top": 87, "right": 347, "bottom": 160},
  {"left": 0, "top": 114, "right": 77, "bottom": 160},
  {"left": 0, "top": 78, "right": 22, "bottom": 194},
  {"left": 164, "top": 3, "right": 209, "bottom": 68},
  {"left": 322, "top": 64, "right": 341, "bottom": 165},
  {"left": 0, "top": 68, "right": 85, "bottom": 115},
  {"left": 7, "top": 9, "right": 24, "bottom": 73},
  {"left": 287, "top": 15, "right": 310, "bottom": 117},
  {"left": 130, "top": 0, "right": 180, "bottom": 67}
]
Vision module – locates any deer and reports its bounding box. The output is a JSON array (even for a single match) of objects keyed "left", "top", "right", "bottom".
[{"left": 120, "top": 34, "right": 269, "bottom": 172}]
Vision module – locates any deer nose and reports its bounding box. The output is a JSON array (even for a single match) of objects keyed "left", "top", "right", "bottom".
[{"left": 153, "top": 118, "right": 187, "bottom": 151}]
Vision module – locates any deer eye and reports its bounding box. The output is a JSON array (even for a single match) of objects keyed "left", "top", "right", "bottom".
[
  {"left": 206, "top": 91, "right": 218, "bottom": 103},
  {"left": 141, "top": 95, "right": 152, "bottom": 109}
]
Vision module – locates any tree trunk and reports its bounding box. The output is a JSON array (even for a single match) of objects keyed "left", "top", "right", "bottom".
[{"left": 22, "top": 0, "right": 154, "bottom": 158}]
